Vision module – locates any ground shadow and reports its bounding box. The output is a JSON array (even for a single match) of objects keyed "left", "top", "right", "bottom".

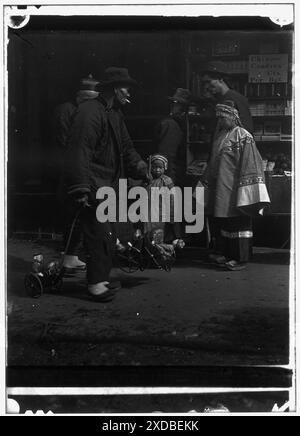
[
  {"left": 7, "top": 255, "right": 32, "bottom": 298},
  {"left": 251, "top": 251, "right": 290, "bottom": 265},
  {"left": 199, "top": 306, "right": 289, "bottom": 364},
  {"left": 49, "top": 274, "right": 151, "bottom": 302}
]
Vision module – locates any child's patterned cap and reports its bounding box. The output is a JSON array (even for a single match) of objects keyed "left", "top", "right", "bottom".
[{"left": 150, "top": 154, "right": 168, "bottom": 170}]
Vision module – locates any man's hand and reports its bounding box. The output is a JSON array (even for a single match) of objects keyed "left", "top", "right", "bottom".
[
  {"left": 75, "top": 193, "right": 91, "bottom": 208},
  {"left": 136, "top": 160, "right": 151, "bottom": 182}
]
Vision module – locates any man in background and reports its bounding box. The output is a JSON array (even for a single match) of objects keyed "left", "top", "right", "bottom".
[
  {"left": 54, "top": 74, "right": 100, "bottom": 151},
  {"left": 201, "top": 61, "right": 253, "bottom": 134},
  {"left": 156, "top": 88, "right": 192, "bottom": 187},
  {"left": 54, "top": 74, "right": 100, "bottom": 271}
]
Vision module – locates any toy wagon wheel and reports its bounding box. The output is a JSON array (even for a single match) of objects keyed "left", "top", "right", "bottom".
[
  {"left": 164, "top": 263, "right": 172, "bottom": 272},
  {"left": 130, "top": 250, "right": 145, "bottom": 273},
  {"left": 117, "top": 252, "right": 140, "bottom": 274},
  {"left": 24, "top": 273, "right": 43, "bottom": 298},
  {"left": 118, "top": 256, "right": 140, "bottom": 274}
]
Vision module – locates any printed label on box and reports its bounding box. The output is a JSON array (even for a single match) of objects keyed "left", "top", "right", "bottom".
[{"left": 248, "top": 54, "right": 288, "bottom": 83}]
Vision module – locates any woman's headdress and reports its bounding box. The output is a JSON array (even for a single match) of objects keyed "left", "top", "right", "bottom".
[{"left": 216, "top": 100, "right": 241, "bottom": 125}]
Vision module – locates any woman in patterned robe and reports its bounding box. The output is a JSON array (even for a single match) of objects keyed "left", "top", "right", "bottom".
[{"left": 204, "top": 101, "right": 270, "bottom": 270}]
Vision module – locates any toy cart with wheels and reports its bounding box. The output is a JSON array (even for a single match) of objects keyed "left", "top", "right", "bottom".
[
  {"left": 24, "top": 255, "right": 64, "bottom": 298},
  {"left": 24, "top": 208, "right": 82, "bottom": 298},
  {"left": 116, "top": 228, "right": 184, "bottom": 274}
]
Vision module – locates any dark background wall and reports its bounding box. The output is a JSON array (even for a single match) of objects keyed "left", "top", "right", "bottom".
[
  {"left": 8, "top": 29, "right": 185, "bottom": 192},
  {"left": 7, "top": 16, "right": 293, "bottom": 244},
  {"left": 8, "top": 16, "right": 293, "bottom": 193}
]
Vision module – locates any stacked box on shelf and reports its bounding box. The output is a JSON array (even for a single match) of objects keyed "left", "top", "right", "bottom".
[
  {"left": 264, "top": 120, "right": 281, "bottom": 135},
  {"left": 246, "top": 83, "right": 291, "bottom": 98},
  {"left": 224, "top": 60, "right": 248, "bottom": 74},
  {"left": 250, "top": 102, "right": 289, "bottom": 117},
  {"left": 250, "top": 103, "right": 265, "bottom": 116},
  {"left": 284, "top": 101, "right": 293, "bottom": 116},
  {"left": 261, "top": 136, "right": 281, "bottom": 141},
  {"left": 280, "top": 134, "right": 292, "bottom": 141},
  {"left": 253, "top": 120, "right": 264, "bottom": 141},
  {"left": 265, "top": 102, "right": 285, "bottom": 115}
]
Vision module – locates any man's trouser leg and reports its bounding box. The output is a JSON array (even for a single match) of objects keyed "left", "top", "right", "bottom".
[{"left": 81, "top": 206, "right": 115, "bottom": 285}]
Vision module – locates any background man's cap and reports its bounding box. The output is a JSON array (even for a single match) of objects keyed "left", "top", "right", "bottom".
[
  {"left": 79, "top": 74, "right": 100, "bottom": 91},
  {"left": 201, "top": 61, "right": 229, "bottom": 76},
  {"left": 168, "top": 88, "right": 192, "bottom": 105},
  {"left": 100, "top": 67, "right": 138, "bottom": 87}
]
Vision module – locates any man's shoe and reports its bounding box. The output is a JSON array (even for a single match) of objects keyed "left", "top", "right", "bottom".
[
  {"left": 224, "top": 260, "right": 246, "bottom": 271},
  {"left": 207, "top": 254, "right": 227, "bottom": 265},
  {"left": 87, "top": 281, "right": 119, "bottom": 302},
  {"left": 88, "top": 289, "right": 116, "bottom": 302},
  {"left": 107, "top": 281, "right": 122, "bottom": 291}
]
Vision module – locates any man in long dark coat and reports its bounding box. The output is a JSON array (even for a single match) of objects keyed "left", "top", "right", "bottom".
[
  {"left": 54, "top": 74, "right": 100, "bottom": 271},
  {"left": 64, "top": 67, "right": 148, "bottom": 301},
  {"left": 156, "top": 88, "right": 192, "bottom": 187}
]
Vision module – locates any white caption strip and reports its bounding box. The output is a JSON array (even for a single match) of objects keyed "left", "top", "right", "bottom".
[{"left": 7, "top": 387, "right": 290, "bottom": 396}]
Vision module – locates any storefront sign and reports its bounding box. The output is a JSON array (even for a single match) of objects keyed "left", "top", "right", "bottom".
[
  {"left": 248, "top": 54, "right": 288, "bottom": 83},
  {"left": 212, "top": 39, "right": 240, "bottom": 56},
  {"left": 224, "top": 60, "right": 248, "bottom": 74}
]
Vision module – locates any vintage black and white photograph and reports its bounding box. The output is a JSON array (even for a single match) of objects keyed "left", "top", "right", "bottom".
[{"left": 3, "top": 2, "right": 296, "bottom": 415}]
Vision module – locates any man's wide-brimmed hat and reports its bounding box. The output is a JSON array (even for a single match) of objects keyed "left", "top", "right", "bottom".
[
  {"left": 100, "top": 67, "right": 138, "bottom": 87},
  {"left": 201, "top": 61, "right": 229, "bottom": 76},
  {"left": 168, "top": 88, "right": 192, "bottom": 105}
]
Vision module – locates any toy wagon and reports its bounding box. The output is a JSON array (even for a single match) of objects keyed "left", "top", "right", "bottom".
[
  {"left": 24, "top": 209, "right": 185, "bottom": 297},
  {"left": 24, "top": 254, "right": 64, "bottom": 298},
  {"left": 116, "top": 228, "right": 184, "bottom": 274}
]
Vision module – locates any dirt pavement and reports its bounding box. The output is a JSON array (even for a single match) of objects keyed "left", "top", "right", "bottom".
[{"left": 7, "top": 239, "right": 290, "bottom": 366}]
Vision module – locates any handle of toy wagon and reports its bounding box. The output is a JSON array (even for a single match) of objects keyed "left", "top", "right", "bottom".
[{"left": 61, "top": 206, "right": 84, "bottom": 265}]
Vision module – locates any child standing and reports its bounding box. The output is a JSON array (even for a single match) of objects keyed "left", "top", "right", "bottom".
[{"left": 143, "top": 154, "right": 184, "bottom": 247}]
